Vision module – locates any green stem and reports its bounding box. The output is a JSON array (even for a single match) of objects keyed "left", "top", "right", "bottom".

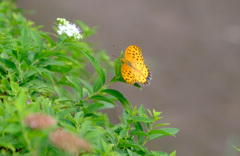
[
  {"left": 17, "top": 49, "right": 23, "bottom": 81},
  {"left": 142, "top": 122, "right": 153, "bottom": 146},
  {"left": 21, "top": 121, "right": 36, "bottom": 155},
  {"left": 82, "top": 81, "right": 114, "bottom": 102}
]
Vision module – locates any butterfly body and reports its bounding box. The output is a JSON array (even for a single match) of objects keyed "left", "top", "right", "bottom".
[{"left": 121, "top": 45, "right": 151, "bottom": 85}]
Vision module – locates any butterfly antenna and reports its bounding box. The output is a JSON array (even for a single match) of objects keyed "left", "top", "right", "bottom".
[{"left": 112, "top": 54, "right": 118, "bottom": 58}]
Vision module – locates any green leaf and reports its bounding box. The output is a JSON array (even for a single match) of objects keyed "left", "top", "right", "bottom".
[
  {"left": 133, "top": 83, "right": 142, "bottom": 90},
  {"left": 66, "top": 76, "right": 83, "bottom": 99},
  {"left": 133, "top": 122, "right": 144, "bottom": 144},
  {"left": 55, "top": 97, "right": 72, "bottom": 102},
  {"left": 101, "top": 89, "right": 131, "bottom": 106},
  {"left": 40, "top": 33, "right": 56, "bottom": 47},
  {"left": 110, "top": 52, "right": 125, "bottom": 84},
  {"left": 80, "top": 50, "right": 105, "bottom": 84},
  {"left": 130, "top": 130, "right": 148, "bottom": 136},
  {"left": 153, "top": 109, "right": 162, "bottom": 120},
  {"left": 0, "top": 141, "right": 15, "bottom": 152},
  {"left": 79, "top": 120, "right": 92, "bottom": 136},
  {"left": 101, "top": 89, "right": 132, "bottom": 112},
  {"left": 114, "top": 56, "right": 122, "bottom": 79},
  {"left": 151, "top": 151, "right": 169, "bottom": 156},
  {"left": 25, "top": 79, "right": 54, "bottom": 93},
  {"left": 138, "top": 105, "right": 147, "bottom": 117},
  {"left": 118, "top": 140, "right": 145, "bottom": 151},
  {"left": 119, "top": 129, "right": 128, "bottom": 138},
  {"left": 160, "top": 128, "right": 179, "bottom": 135},
  {"left": 138, "top": 105, "right": 150, "bottom": 129},
  {"left": 79, "top": 78, "right": 93, "bottom": 95},
  {"left": 10, "top": 81, "right": 19, "bottom": 94},
  {"left": 37, "top": 51, "right": 56, "bottom": 60},
  {"left": 133, "top": 116, "right": 152, "bottom": 123},
  {"left": 15, "top": 89, "right": 27, "bottom": 117},
  {"left": 127, "top": 149, "right": 138, "bottom": 156},
  {"left": 46, "top": 65, "right": 72, "bottom": 74},
  {"left": 37, "top": 52, "right": 79, "bottom": 65},
  {"left": 154, "top": 123, "right": 170, "bottom": 128},
  {"left": 4, "top": 123, "right": 21, "bottom": 133},
  {"left": 19, "top": 27, "right": 28, "bottom": 47},
  {"left": 149, "top": 128, "right": 178, "bottom": 136},
  {"left": 89, "top": 95, "right": 116, "bottom": 105},
  {"left": 234, "top": 146, "right": 240, "bottom": 151},
  {"left": 85, "top": 102, "right": 103, "bottom": 113},
  {"left": 0, "top": 58, "right": 18, "bottom": 73},
  {"left": 169, "top": 150, "right": 176, "bottom": 156},
  {"left": 148, "top": 128, "right": 179, "bottom": 141},
  {"left": 107, "top": 129, "right": 118, "bottom": 145},
  {"left": 54, "top": 52, "right": 80, "bottom": 65},
  {"left": 54, "top": 86, "right": 68, "bottom": 98},
  {"left": 38, "top": 59, "right": 65, "bottom": 66},
  {"left": 93, "top": 76, "right": 103, "bottom": 92}
]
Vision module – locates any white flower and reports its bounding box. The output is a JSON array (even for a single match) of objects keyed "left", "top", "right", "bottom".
[{"left": 57, "top": 18, "right": 82, "bottom": 40}]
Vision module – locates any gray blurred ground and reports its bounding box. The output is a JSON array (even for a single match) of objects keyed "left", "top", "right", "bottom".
[{"left": 16, "top": 0, "right": 240, "bottom": 156}]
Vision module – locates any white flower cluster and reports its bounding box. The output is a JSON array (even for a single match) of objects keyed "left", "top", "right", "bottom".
[{"left": 57, "top": 18, "right": 82, "bottom": 40}]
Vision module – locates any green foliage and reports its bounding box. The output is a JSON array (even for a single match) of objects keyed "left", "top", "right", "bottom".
[
  {"left": 0, "top": 1, "right": 178, "bottom": 155},
  {"left": 234, "top": 146, "right": 240, "bottom": 151}
]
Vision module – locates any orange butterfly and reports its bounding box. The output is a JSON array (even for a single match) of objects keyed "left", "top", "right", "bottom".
[{"left": 121, "top": 45, "right": 151, "bottom": 85}]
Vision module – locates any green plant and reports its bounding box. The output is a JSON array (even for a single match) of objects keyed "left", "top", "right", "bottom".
[
  {"left": 234, "top": 146, "right": 240, "bottom": 151},
  {"left": 0, "top": 1, "right": 178, "bottom": 155}
]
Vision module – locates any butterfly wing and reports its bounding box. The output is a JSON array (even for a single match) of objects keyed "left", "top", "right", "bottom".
[
  {"left": 123, "top": 45, "right": 151, "bottom": 85},
  {"left": 121, "top": 63, "right": 151, "bottom": 86},
  {"left": 121, "top": 63, "right": 137, "bottom": 85},
  {"left": 124, "top": 45, "right": 144, "bottom": 64}
]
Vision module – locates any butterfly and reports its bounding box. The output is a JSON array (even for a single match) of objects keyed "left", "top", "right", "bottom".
[{"left": 121, "top": 45, "right": 151, "bottom": 85}]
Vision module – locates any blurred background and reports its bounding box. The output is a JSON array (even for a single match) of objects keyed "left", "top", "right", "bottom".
[{"left": 16, "top": 0, "right": 240, "bottom": 156}]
